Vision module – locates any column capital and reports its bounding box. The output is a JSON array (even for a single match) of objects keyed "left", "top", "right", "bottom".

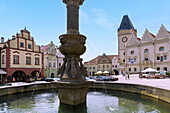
[{"left": 63, "top": 0, "right": 84, "bottom": 6}]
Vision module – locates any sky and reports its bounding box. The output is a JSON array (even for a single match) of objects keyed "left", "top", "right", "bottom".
[{"left": 0, "top": 0, "right": 170, "bottom": 62}]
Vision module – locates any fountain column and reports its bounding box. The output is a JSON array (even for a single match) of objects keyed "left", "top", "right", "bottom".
[{"left": 55, "top": 0, "right": 93, "bottom": 106}]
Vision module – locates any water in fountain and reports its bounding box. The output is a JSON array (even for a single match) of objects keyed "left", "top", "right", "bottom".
[{"left": 0, "top": 89, "right": 169, "bottom": 113}]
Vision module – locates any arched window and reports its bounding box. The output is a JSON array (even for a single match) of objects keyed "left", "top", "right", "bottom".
[
  {"left": 159, "top": 47, "right": 164, "bottom": 51},
  {"left": 144, "top": 49, "right": 149, "bottom": 53},
  {"left": 164, "top": 55, "right": 167, "bottom": 60},
  {"left": 131, "top": 51, "right": 134, "bottom": 54}
]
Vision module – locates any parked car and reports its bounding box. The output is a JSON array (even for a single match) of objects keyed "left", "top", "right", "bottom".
[
  {"left": 45, "top": 78, "right": 60, "bottom": 82},
  {"left": 86, "top": 77, "right": 96, "bottom": 82},
  {"left": 95, "top": 76, "right": 118, "bottom": 81}
]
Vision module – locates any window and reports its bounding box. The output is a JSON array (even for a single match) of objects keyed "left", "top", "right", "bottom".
[
  {"left": 53, "top": 63, "right": 56, "bottom": 67},
  {"left": 107, "top": 65, "right": 109, "bottom": 68},
  {"left": 103, "top": 65, "right": 105, "bottom": 68},
  {"left": 159, "top": 47, "right": 164, "bottom": 51},
  {"left": 157, "top": 56, "right": 160, "bottom": 60},
  {"left": 115, "top": 65, "right": 117, "bottom": 68},
  {"left": 20, "top": 42, "right": 24, "bottom": 47},
  {"left": 164, "top": 67, "right": 167, "bottom": 71},
  {"left": 131, "top": 51, "right": 134, "bottom": 54},
  {"left": 2, "top": 55, "right": 5, "bottom": 64},
  {"left": 144, "top": 49, "right": 149, "bottom": 53},
  {"left": 123, "top": 59, "right": 125, "bottom": 62},
  {"left": 93, "top": 67, "right": 95, "bottom": 70},
  {"left": 160, "top": 56, "right": 163, "bottom": 62},
  {"left": 113, "top": 65, "right": 114, "bottom": 68},
  {"left": 129, "top": 68, "right": 131, "bottom": 71},
  {"left": 145, "top": 57, "right": 148, "bottom": 61},
  {"left": 26, "top": 57, "right": 31, "bottom": 65},
  {"left": 129, "top": 58, "right": 131, "bottom": 62},
  {"left": 59, "top": 63, "right": 61, "bottom": 67},
  {"left": 28, "top": 44, "right": 31, "bottom": 49},
  {"left": 13, "top": 55, "right": 19, "bottom": 64},
  {"left": 89, "top": 67, "right": 91, "bottom": 69},
  {"left": 35, "top": 58, "right": 39, "bottom": 65},
  {"left": 134, "top": 68, "right": 137, "bottom": 71},
  {"left": 164, "top": 55, "right": 167, "bottom": 60},
  {"left": 49, "top": 62, "right": 52, "bottom": 67},
  {"left": 124, "top": 52, "right": 125, "bottom": 56},
  {"left": 157, "top": 67, "right": 160, "bottom": 71},
  {"left": 134, "top": 58, "right": 136, "bottom": 62}
]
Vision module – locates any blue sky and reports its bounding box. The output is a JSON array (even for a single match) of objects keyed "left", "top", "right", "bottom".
[{"left": 0, "top": 0, "right": 169, "bottom": 62}]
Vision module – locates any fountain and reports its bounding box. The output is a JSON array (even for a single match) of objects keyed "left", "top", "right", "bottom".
[{"left": 55, "top": 0, "right": 93, "bottom": 106}]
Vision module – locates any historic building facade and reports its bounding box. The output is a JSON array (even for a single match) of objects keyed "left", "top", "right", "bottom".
[
  {"left": 0, "top": 28, "right": 44, "bottom": 82},
  {"left": 118, "top": 15, "right": 170, "bottom": 74},
  {"left": 84, "top": 54, "right": 119, "bottom": 76},
  {"left": 41, "top": 41, "right": 64, "bottom": 78}
]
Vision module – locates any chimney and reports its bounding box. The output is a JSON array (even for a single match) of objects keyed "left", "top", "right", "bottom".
[{"left": 1, "top": 37, "right": 4, "bottom": 44}]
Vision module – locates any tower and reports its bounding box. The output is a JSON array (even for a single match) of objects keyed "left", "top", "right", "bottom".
[{"left": 118, "top": 15, "right": 137, "bottom": 73}]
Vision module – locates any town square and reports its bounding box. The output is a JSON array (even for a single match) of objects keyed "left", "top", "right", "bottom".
[{"left": 0, "top": 0, "right": 170, "bottom": 112}]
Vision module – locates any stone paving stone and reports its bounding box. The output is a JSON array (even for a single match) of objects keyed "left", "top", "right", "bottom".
[{"left": 113, "top": 74, "right": 170, "bottom": 90}]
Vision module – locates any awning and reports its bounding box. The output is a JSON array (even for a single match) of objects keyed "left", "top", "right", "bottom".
[
  {"left": 103, "top": 71, "right": 109, "bottom": 74},
  {"left": 141, "top": 68, "right": 158, "bottom": 73},
  {"left": 0, "top": 69, "right": 7, "bottom": 74}
]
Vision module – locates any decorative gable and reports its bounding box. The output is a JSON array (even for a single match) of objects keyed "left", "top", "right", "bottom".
[
  {"left": 127, "top": 33, "right": 140, "bottom": 45},
  {"left": 141, "top": 29, "right": 155, "bottom": 42},
  {"left": 156, "top": 24, "right": 169, "bottom": 39},
  {"left": 98, "top": 53, "right": 112, "bottom": 64},
  {"left": 46, "top": 41, "right": 57, "bottom": 55}
]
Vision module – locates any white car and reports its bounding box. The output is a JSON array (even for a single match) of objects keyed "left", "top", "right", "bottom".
[{"left": 86, "top": 77, "right": 96, "bottom": 82}]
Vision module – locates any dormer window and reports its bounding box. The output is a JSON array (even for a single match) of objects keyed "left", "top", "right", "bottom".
[{"left": 159, "top": 47, "right": 164, "bottom": 51}]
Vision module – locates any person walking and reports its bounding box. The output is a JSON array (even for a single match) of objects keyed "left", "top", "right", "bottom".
[
  {"left": 13, "top": 77, "right": 15, "bottom": 82},
  {"left": 127, "top": 74, "right": 130, "bottom": 80}
]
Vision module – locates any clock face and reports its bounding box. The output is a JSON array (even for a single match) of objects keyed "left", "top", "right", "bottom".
[{"left": 122, "top": 37, "right": 128, "bottom": 42}]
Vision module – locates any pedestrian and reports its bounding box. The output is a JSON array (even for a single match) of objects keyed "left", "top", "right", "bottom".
[
  {"left": 128, "top": 74, "right": 130, "bottom": 80},
  {"left": 125, "top": 73, "right": 128, "bottom": 80},
  {"left": 139, "top": 72, "right": 142, "bottom": 79},
  {"left": 122, "top": 70, "right": 125, "bottom": 76},
  {"left": 3, "top": 78, "right": 7, "bottom": 85},
  {"left": 13, "top": 77, "right": 15, "bottom": 82}
]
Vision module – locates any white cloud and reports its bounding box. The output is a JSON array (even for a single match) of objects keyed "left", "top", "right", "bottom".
[
  {"left": 80, "top": 10, "right": 90, "bottom": 23},
  {"left": 92, "top": 8, "right": 114, "bottom": 28}
]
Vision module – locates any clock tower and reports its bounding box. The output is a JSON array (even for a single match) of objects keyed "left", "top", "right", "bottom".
[{"left": 118, "top": 15, "right": 137, "bottom": 73}]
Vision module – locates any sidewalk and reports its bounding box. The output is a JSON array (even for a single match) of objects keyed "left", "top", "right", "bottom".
[{"left": 113, "top": 74, "right": 170, "bottom": 90}]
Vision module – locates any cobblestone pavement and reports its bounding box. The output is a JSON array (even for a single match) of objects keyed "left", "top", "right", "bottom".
[{"left": 112, "top": 74, "right": 170, "bottom": 90}]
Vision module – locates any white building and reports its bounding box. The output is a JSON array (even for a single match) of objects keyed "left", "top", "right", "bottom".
[{"left": 118, "top": 15, "right": 170, "bottom": 74}]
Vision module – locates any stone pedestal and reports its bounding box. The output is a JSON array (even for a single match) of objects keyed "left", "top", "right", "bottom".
[
  {"left": 56, "top": 0, "right": 91, "bottom": 106},
  {"left": 56, "top": 81, "right": 93, "bottom": 105}
]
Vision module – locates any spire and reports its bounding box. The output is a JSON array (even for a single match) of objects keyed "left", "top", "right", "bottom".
[{"left": 118, "top": 15, "right": 137, "bottom": 32}]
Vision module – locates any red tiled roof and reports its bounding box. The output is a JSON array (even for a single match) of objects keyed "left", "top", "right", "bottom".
[
  {"left": 137, "top": 38, "right": 141, "bottom": 40},
  {"left": 149, "top": 32, "right": 155, "bottom": 38},
  {"left": 41, "top": 45, "right": 49, "bottom": 53},
  {"left": 84, "top": 55, "right": 119, "bottom": 65},
  {"left": 84, "top": 56, "right": 101, "bottom": 65}
]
